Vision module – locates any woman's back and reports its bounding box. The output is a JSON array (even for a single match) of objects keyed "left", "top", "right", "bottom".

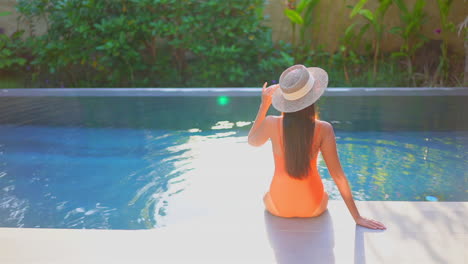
[{"left": 265, "top": 117, "right": 325, "bottom": 217}]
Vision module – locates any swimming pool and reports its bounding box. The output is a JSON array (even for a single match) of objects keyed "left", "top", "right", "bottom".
[{"left": 0, "top": 95, "right": 467, "bottom": 229}]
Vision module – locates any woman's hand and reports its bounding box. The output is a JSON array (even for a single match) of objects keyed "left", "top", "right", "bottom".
[
  {"left": 248, "top": 82, "right": 278, "bottom": 146},
  {"left": 355, "top": 216, "right": 386, "bottom": 230},
  {"left": 261, "top": 82, "right": 279, "bottom": 107}
]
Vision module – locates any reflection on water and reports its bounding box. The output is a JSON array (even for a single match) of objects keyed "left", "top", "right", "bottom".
[
  {"left": 0, "top": 125, "right": 197, "bottom": 229},
  {"left": 0, "top": 125, "right": 259, "bottom": 229},
  {"left": 1, "top": 96, "right": 467, "bottom": 132},
  {"left": 0, "top": 123, "right": 467, "bottom": 229},
  {"left": 322, "top": 132, "right": 468, "bottom": 202},
  {"left": 0, "top": 187, "right": 28, "bottom": 227},
  {"left": 0, "top": 95, "right": 467, "bottom": 229}
]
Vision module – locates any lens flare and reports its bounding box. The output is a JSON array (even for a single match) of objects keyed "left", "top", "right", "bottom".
[{"left": 217, "top": 96, "right": 230, "bottom": 106}]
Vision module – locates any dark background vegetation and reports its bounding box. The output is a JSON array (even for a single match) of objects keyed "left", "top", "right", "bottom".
[{"left": 0, "top": 0, "right": 466, "bottom": 88}]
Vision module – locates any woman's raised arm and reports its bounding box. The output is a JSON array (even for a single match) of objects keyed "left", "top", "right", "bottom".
[{"left": 248, "top": 82, "right": 278, "bottom": 146}]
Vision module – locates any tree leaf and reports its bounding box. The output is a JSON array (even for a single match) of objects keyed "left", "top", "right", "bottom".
[
  {"left": 345, "top": 23, "right": 356, "bottom": 38},
  {"left": 350, "top": 0, "right": 368, "bottom": 18},
  {"left": 389, "top": 26, "right": 403, "bottom": 35},
  {"left": 11, "top": 30, "right": 25, "bottom": 40},
  {"left": 0, "top": 11, "right": 13, "bottom": 17},
  {"left": 296, "top": 0, "right": 312, "bottom": 13},
  {"left": 393, "top": 0, "right": 408, "bottom": 13},
  {"left": 376, "top": 0, "right": 392, "bottom": 17},
  {"left": 358, "top": 24, "right": 370, "bottom": 38},
  {"left": 414, "top": 0, "right": 426, "bottom": 12},
  {"left": 17, "top": 58, "right": 27, "bottom": 66},
  {"left": 358, "top": 9, "right": 374, "bottom": 22},
  {"left": 280, "top": 51, "right": 294, "bottom": 65},
  {"left": 391, "top": 52, "right": 407, "bottom": 58},
  {"left": 284, "top": 9, "right": 304, "bottom": 25}
]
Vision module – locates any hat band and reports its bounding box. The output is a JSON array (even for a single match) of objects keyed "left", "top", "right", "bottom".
[{"left": 283, "top": 75, "right": 315, "bottom": 101}]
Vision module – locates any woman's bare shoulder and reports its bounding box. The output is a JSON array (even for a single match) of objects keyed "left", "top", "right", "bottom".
[
  {"left": 262, "top": 115, "right": 282, "bottom": 130},
  {"left": 316, "top": 120, "right": 334, "bottom": 137},
  {"left": 317, "top": 119, "right": 332, "bottom": 127}
]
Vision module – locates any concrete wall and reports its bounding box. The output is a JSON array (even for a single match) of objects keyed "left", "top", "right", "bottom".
[
  {"left": 0, "top": 0, "right": 466, "bottom": 54},
  {"left": 264, "top": 0, "right": 467, "bottom": 55},
  {"left": 0, "top": 0, "right": 47, "bottom": 37}
]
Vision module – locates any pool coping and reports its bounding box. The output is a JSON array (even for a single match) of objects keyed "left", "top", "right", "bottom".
[
  {"left": 1, "top": 201, "right": 467, "bottom": 264},
  {"left": 1, "top": 87, "right": 468, "bottom": 96}
]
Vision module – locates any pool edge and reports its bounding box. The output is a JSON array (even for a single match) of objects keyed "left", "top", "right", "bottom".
[{"left": 1, "top": 87, "right": 468, "bottom": 97}]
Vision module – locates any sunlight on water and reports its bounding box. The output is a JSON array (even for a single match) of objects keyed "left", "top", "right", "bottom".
[
  {"left": 211, "top": 121, "right": 235, "bottom": 130},
  {"left": 0, "top": 189, "right": 28, "bottom": 228},
  {"left": 236, "top": 121, "right": 252, "bottom": 127},
  {"left": 0, "top": 124, "right": 466, "bottom": 229},
  {"left": 1, "top": 95, "right": 467, "bottom": 229},
  {"left": 160, "top": 130, "right": 273, "bottom": 226}
]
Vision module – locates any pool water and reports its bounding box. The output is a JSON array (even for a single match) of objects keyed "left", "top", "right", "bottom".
[{"left": 0, "top": 96, "right": 467, "bottom": 229}]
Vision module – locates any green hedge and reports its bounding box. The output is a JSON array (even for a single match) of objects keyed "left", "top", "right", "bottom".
[
  {"left": 1, "top": 0, "right": 464, "bottom": 88},
  {"left": 10, "top": 0, "right": 291, "bottom": 87}
]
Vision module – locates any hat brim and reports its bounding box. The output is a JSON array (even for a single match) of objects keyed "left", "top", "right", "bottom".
[{"left": 271, "top": 67, "right": 328, "bottom": 113}]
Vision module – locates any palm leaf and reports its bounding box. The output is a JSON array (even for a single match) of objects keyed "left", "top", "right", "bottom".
[
  {"left": 391, "top": 51, "right": 407, "bottom": 58},
  {"left": 284, "top": 9, "right": 304, "bottom": 25},
  {"left": 392, "top": 0, "right": 408, "bottom": 13},
  {"left": 297, "top": 0, "right": 312, "bottom": 13},
  {"left": 350, "top": 0, "right": 369, "bottom": 18},
  {"left": 0, "top": 11, "right": 13, "bottom": 17},
  {"left": 359, "top": 9, "right": 374, "bottom": 23}
]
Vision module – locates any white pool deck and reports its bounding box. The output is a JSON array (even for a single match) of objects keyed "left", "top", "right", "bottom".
[{"left": 1, "top": 200, "right": 466, "bottom": 264}]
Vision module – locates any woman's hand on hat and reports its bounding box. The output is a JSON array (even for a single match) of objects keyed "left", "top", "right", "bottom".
[
  {"left": 261, "top": 82, "right": 279, "bottom": 107},
  {"left": 355, "top": 216, "right": 386, "bottom": 230}
]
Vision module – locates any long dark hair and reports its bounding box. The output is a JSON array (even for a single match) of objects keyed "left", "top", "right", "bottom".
[{"left": 282, "top": 103, "right": 316, "bottom": 179}]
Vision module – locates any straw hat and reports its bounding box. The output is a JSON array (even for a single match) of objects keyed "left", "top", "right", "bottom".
[{"left": 272, "top": 65, "right": 328, "bottom": 113}]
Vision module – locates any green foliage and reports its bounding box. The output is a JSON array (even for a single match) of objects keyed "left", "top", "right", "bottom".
[
  {"left": 0, "top": 9, "right": 25, "bottom": 70},
  {"left": 350, "top": 0, "right": 368, "bottom": 18},
  {"left": 350, "top": 0, "right": 393, "bottom": 76},
  {"left": 350, "top": 0, "right": 392, "bottom": 36},
  {"left": 457, "top": 17, "right": 467, "bottom": 86},
  {"left": 0, "top": 11, "right": 13, "bottom": 17},
  {"left": 340, "top": 20, "right": 369, "bottom": 83},
  {"left": 390, "top": 0, "right": 428, "bottom": 85},
  {"left": 284, "top": 9, "right": 304, "bottom": 25},
  {"left": 4, "top": 0, "right": 463, "bottom": 88},
  {"left": 15, "top": 0, "right": 285, "bottom": 87},
  {"left": 283, "top": 0, "right": 321, "bottom": 62},
  {"left": 0, "top": 31, "right": 27, "bottom": 70},
  {"left": 327, "top": 58, "right": 408, "bottom": 87},
  {"left": 435, "top": 0, "right": 455, "bottom": 85}
]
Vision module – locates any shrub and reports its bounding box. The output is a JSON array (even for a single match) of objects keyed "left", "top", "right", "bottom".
[
  {"left": 15, "top": 0, "right": 288, "bottom": 87},
  {"left": 0, "top": 30, "right": 27, "bottom": 71}
]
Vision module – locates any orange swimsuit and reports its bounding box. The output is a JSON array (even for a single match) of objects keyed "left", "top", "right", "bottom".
[{"left": 264, "top": 119, "right": 325, "bottom": 217}]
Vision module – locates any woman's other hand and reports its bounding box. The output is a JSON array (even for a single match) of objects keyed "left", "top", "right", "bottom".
[
  {"left": 261, "top": 82, "right": 278, "bottom": 107},
  {"left": 355, "top": 216, "right": 386, "bottom": 230}
]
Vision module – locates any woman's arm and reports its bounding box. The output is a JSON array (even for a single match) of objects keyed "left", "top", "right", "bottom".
[
  {"left": 320, "top": 121, "right": 386, "bottom": 230},
  {"left": 248, "top": 82, "right": 278, "bottom": 146}
]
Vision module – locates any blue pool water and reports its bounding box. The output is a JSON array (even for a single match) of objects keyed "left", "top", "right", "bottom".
[{"left": 0, "top": 96, "right": 467, "bottom": 229}]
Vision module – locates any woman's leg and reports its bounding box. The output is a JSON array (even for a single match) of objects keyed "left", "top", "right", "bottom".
[
  {"left": 264, "top": 192, "right": 281, "bottom": 216},
  {"left": 311, "top": 192, "right": 329, "bottom": 217}
]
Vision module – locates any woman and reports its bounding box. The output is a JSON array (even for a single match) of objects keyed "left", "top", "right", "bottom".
[{"left": 248, "top": 65, "right": 386, "bottom": 230}]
